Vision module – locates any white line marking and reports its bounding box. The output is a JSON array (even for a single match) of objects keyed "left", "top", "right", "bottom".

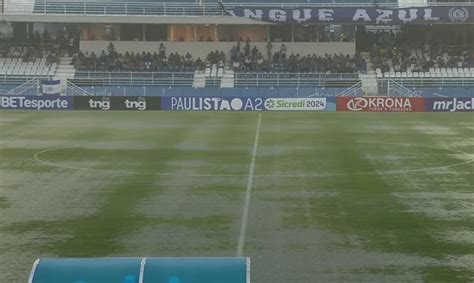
[
  {"left": 34, "top": 142, "right": 473, "bottom": 178},
  {"left": 237, "top": 113, "right": 262, "bottom": 257},
  {"left": 33, "top": 146, "right": 244, "bottom": 177}
]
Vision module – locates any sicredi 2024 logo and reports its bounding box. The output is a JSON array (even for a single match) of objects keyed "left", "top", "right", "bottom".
[{"left": 264, "top": 98, "right": 327, "bottom": 111}]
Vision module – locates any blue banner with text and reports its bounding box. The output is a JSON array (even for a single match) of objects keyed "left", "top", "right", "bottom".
[
  {"left": 425, "top": 97, "right": 474, "bottom": 112},
  {"left": 226, "top": 6, "right": 473, "bottom": 25},
  {"left": 161, "top": 96, "right": 336, "bottom": 111},
  {"left": 0, "top": 95, "right": 73, "bottom": 110}
]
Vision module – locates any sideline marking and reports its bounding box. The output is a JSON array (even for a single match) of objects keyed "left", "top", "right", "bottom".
[
  {"left": 34, "top": 143, "right": 473, "bottom": 178},
  {"left": 237, "top": 113, "right": 262, "bottom": 257}
]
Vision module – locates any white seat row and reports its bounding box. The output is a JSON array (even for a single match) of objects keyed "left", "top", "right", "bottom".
[
  {"left": 0, "top": 68, "right": 55, "bottom": 76},
  {"left": 376, "top": 68, "right": 474, "bottom": 78},
  {"left": 429, "top": 67, "right": 474, "bottom": 74},
  {"left": 0, "top": 57, "right": 47, "bottom": 63},
  {"left": 0, "top": 57, "right": 57, "bottom": 76},
  {"left": 205, "top": 64, "right": 224, "bottom": 78},
  {"left": 1, "top": 62, "right": 53, "bottom": 69}
]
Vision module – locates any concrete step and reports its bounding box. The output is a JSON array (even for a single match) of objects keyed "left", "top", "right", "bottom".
[
  {"left": 57, "top": 64, "right": 75, "bottom": 69},
  {"left": 220, "top": 70, "right": 235, "bottom": 88},
  {"left": 55, "top": 75, "right": 75, "bottom": 79},
  {"left": 55, "top": 72, "right": 75, "bottom": 77},
  {"left": 221, "top": 79, "right": 234, "bottom": 88},
  {"left": 56, "top": 70, "right": 76, "bottom": 74},
  {"left": 55, "top": 76, "right": 75, "bottom": 80},
  {"left": 59, "top": 60, "right": 73, "bottom": 65},
  {"left": 193, "top": 71, "right": 206, "bottom": 88}
]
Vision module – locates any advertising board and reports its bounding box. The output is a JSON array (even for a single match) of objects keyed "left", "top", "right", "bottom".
[
  {"left": 264, "top": 97, "right": 335, "bottom": 111},
  {"left": 162, "top": 96, "right": 264, "bottom": 111},
  {"left": 162, "top": 97, "right": 336, "bottom": 111},
  {"left": 73, "top": 96, "right": 161, "bottom": 111},
  {"left": 425, "top": 97, "right": 474, "bottom": 112},
  {"left": 0, "top": 95, "right": 73, "bottom": 110},
  {"left": 5, "top": 95, "right": 472, "bottom": 113},
  {"left": 337, "top": 96, "right": 425, "bottom": 112}
]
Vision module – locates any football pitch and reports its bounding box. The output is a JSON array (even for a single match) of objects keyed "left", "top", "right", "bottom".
[{"left": 0, "top": 111, "right": 473, "bottom": 282}]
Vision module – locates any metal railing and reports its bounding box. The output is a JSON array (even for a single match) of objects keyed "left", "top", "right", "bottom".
[
  {"left": 65, "top": 80, "right": 96, "bottom": 96},
  {"left": 234, "top": 72, "right": 361, "bottom": 87},
  {"left": 5, "top": 78, "right": 39, "bottom": 96},
  {"left": 71, "top": 72, "right": 363, "bottom": 88},
  {"left": 0, "top": 74, "right": 50, "bottom": 84},
  {"left": 382, "top": 77, "right": 474, "bottom": 88},
  {"left": 9, "top": 1, "right": 225, "bottom": 16},
  {"left": 4, "top": 1, "right": 473, "bottom": 17},
  {"left": 71, "top": 71, "right": 195, "bottom": 86},
  {"left": 1, "top": 73, "right": 474, "bottom": 90},
  {"left": 335, "top": 81, "right": 363, "bottom": 96},
  {"left": 387, "top": 80, "right": 420, "bottom": 97}
]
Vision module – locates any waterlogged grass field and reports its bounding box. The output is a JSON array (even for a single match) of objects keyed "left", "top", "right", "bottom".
[{"left": 0, "top": 111, "right": 473, "bottom": 282}]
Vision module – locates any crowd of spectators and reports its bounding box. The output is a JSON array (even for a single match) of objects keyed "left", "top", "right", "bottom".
[
  {"left": 229, "top": 38, "right": 366, "bottom": 73},
  {"left": 368, "top": 30, "right": 474, "bottom": 73},
  {"left": 73, "top": 40, "right": 367, "bottom": 74},
  {"left": 0, "top": 30, "right": 76, "bottom": 66},
  {"left": 74, "top": 43, "right": 208, "bottom": 72},
  {"left": 4, "top": 29, "right": 473, "bottom": 75}
]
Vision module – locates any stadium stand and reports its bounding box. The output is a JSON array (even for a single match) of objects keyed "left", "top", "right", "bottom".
[
  {"left": 73, "top": 43, "right": 206, "bottom": 72},
  {"left": 0, "top": 57, "right": 56, "bottom": 76},
  {"left": 0, "top": 29, "right": 472, "bottom": 81},
  {"left": 366, "top": 30, "right": 474, "bottom": 78},
  {"left": 69, "top": 42, "right": 473, "bottom": 79},
  {"left": 72, "top": 42, "right": 365, "bottom": 74},
  {"left": 0, "top": 32, "right": 75, "bottom": 77},
  {"left": 229, "top": 40, "right": 366, "bottom": 73},
  {"left": 1, "top": 2, "right": 473, "bottom": 96},
  {"left": 0, "top": 45, "right": 58, "bottom": 78}
]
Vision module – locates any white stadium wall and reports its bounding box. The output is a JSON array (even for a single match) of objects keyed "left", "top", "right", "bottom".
[{"left": 80, "top": 41, "right": 356, "bottom": 59}]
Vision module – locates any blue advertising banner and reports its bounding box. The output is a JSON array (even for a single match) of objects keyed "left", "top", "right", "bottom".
[
  {"left": 425, "top": 97, "right": 474, "bottom": 112},
  {"left": 162, "top": 96, "right": 336, "bottom": 111},
  {"left": 0, "top": 95, "right": 73, "bottom": 110},
  {"left": 162, "top": 96, "right": 265, "bottom": 111},
  {"left": 225, "top": 6, "right": 473, "bottom": 25}
]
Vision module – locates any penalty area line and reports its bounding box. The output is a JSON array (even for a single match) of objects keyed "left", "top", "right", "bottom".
[{"left": 237, "top": 113, "right": 262, "bottom": 257}]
